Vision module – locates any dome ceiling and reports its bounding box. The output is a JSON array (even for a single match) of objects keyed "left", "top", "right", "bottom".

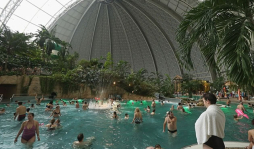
[{"left": 47, "top": 0, "right": 212, "bottom": 81}]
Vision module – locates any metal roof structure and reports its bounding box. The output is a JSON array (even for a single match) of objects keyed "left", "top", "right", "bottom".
[{"left": 0, "top": 0, "right": 213, "bottom": 81}]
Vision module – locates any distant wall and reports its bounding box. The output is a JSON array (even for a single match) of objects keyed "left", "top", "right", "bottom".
[{"left": 0, "top": 76, "right": 154, "bottom": 100}]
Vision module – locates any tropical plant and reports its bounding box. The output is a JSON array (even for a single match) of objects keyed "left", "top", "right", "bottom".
[
  {"left": 0, "top": 25, "right": 36, "bottom": 70},
  {"left": 176, "top": 0, "right": 254, "bottom": 86},
  {"left": 181, "top": 74, "right": 203, "bottom": 98}
]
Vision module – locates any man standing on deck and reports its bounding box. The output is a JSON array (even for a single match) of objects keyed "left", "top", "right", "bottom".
[
  {"left": 195, "top": 93, "right": 225, "bottom": 149},
  {"left": 14, "top": 102, "right": 26, "bottom": 121}
]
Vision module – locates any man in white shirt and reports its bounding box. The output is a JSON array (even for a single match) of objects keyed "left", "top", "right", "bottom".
[{"left": 195, "top": 93, "right": 225, "bottom": 149}]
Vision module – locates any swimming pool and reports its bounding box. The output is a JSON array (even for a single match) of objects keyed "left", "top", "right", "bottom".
[{"left": 0, "top": 100, "right": 252, "bottom": 149}]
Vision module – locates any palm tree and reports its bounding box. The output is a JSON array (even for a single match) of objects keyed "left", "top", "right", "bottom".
[
  {"left": 176, "top": 0, "right": 254, "bottom": 86},
  {"left": 0, "top": 25, "right": 33, "bottom": 70},
  {"left": 33, "top": 25, "right": 66, "bottom": 62}
]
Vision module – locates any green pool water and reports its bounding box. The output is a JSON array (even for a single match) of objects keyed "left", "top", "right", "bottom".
[{"left": 0, "top": 99, "right": 252, "bottom": 149}]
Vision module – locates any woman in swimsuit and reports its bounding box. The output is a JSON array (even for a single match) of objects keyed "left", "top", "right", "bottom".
[
  {"left": 14, "top": 113, "right": 40, "bottom": 144},
  {"left": 132, "top": 108, "right": 142, "bottom": 124},
  {"left": 49, "top": 106, "right": 61, "bottom": 118}
]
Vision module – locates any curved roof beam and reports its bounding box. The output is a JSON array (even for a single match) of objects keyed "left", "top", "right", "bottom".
[
  {"left": 123, "top": 0, "right": 183, "bottom": 75},
  {"left": 0, "top": 0, "right": 23, "bottom": 29},
  {"left": 110, "top": 4, "right": 134, "bottom": 69},
  {"left": 89, "top": 3, "right": 101, "bottom": 60},
  {"left": 148, "top": 0, "right": 214, "bottom": 81},
  {"left": 69, "top": 0, "right": 96, "bottom": 44},
  {"left": 114, "top": 1, "right": 158, "bottom": 72}
]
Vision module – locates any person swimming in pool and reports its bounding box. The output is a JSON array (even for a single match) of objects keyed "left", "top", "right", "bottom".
[
  {"left": 151, "top": 100, "right": 156, "bottom": 108},
  {"left": 35, "top": 94, "right": 44, "bottom": 105},
  {"left": 73, "top": 133, "right": 95, "bottom": 148},
  {"left": 14, "top": 113, "right": 40, "bottom": 144},
  {"left": 145, "top": 106, "right": 151, "bottom": 113},
  {"left": 163, "top": 111, "right": 177, "bottom": 135},
  {"left": 30, "top": 104, "right": 35, "bottom": 108},
  {"left": 76, "top": 101, "right": 79, "bottom": 108},
  {"left": 132, "top": 108, "right": 142, "bottom": 124},
  {"left": 82, "top": 102, "right": 89, "bottom": 110},
  {"left": 151, "top": 109, "right": 155, "bottom": 115},
  {"left": 177, "top": 103, "right": 183, "bottom": 111},
  {"left": 49, "top": 106, "right": 61, "bottom": 118},
  {"left": 125, "top": 113, "right": 129, "bottom": 119},
  {"left": 45, "top": 101, "right": 54, "bottom": 111},
  {"left": 112, "top": 111, "right": 118, "bottom": 119},
  {"left": 0, "top": 108, "right": 5, "bottom": 114},
  {"left": 14, "top": 102, "right": 27, "bottom": 121},
  {"left": 46, "top": 118, "right": 56, "bottom": 130}
]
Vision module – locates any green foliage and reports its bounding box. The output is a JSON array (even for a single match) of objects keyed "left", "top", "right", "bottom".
[
  {"left": 181, "top": 74, "right": 203, "bottom": 98},
  {"left": 177, "top": 0, "right": 254, "bottom": 86},
  {"left": 104, "top": 52, "right": 113, "bottom": 69},
  {"left": 210, "top": 77, "right": 224, "bottom": 92}
]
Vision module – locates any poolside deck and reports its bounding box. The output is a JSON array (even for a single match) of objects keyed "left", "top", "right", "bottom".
[{"left": 182, "top": 141, "right": 249, "bottom": 149}]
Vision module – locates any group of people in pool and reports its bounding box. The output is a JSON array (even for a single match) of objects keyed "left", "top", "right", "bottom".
[{"left": 11, "top": 95, "right": 97, "bottom": 148}]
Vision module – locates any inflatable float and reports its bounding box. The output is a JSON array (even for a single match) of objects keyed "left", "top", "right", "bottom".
[{"left": 235, "top": 109, "right": 249, "bottom": 119}]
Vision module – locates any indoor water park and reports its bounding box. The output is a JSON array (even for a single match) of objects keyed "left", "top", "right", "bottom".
[{"left": 1, "top": 0, "right": 254, "bottom": 149}]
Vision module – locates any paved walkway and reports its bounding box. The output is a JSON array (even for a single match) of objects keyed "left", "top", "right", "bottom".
[{"left": 182, "top": 141, "right": 249, "bottom": 149}]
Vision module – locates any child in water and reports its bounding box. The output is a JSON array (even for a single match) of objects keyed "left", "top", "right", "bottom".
[{"left": 125, "top": 113, "right": 129, "bottom": 119}]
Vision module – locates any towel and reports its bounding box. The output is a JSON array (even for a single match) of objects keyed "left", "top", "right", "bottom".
[{"left": 195, "top": 105, "right": 225, "bottom": 144}]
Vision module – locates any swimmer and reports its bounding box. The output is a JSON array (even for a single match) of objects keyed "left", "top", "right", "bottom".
[
  {"left": 170, "top": 105, "right": 174, "bottom": 111},
  {"left": 46, "top": 118, "right": 56, "bottom": 130},
  {"left": 237, "top": 102, "right": 246, "bottom": 113},
  {"left": 163, "top": 111, "right": 177, "bottom": 136},
  {"left": 63, "top": 102, "right": 67, "bottom": 106},
  {"left": 177, "top": 103, "right": 183, "bottom": 111},
  {"left": 31, "top": 104, "right": 35, "bottom": 108},
  {"left": 146, "top": 144, "right": 162, "bottom": 149},
  {"left": 140, "top": 101, "right": 143, "bottom": 105},
  {"left": 27, "top": 100, "right": 31, "bottom": 104},
  {"left": 161, "top": 101, "right": 164, "bottom": 106},
  {"left": 14, "top": 102, "right": 26, "bottom": 121},
  {"left": 151, "top": 109, "right": 155, "bottom": 115},
  {"left": 151, "top": 100, "right": 156, "bottom": 108},
  {"left": 35, "top": 94, "right": 44, "bottom": 105},
  {"left": 112, "top": 111, "right": 118, "bottom": 119},
  {"left": 226, "top": 99, "right": 231, "bottom": 107},
  {"left": 145, "top": 106, "right": 151, "bottom": 113},
  {"left": 125, "top": 113, "right": 129, "bottom": 119},
  {"left": 49, "top": 106, "right": 61, "bottom": 118},
  {"left": 26, "top": 108, "right": 30, "bottom": 115},
  {"left": 0, "top": 108, "right": 5, "bottom": 114},
  {"left": 73, "top": 133, "right": 95, "bottom": 148},
  {"left": 233, "top": 115, "right": 243, "bottom": 122},
  {"left": 45, "top": 101, "right": 54, "bottom": 111},
  {"left": 14, "top": 113, "right": 40, "bottom": 144},
  {"left": 132, "top": 108, "right": 142, "bottom": 124},
  {"left": 82, "top": 102, "right": 89, "bottom": 110},
  {"left": 76, "top": 101, "right": 79, "bottom": 108}
]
